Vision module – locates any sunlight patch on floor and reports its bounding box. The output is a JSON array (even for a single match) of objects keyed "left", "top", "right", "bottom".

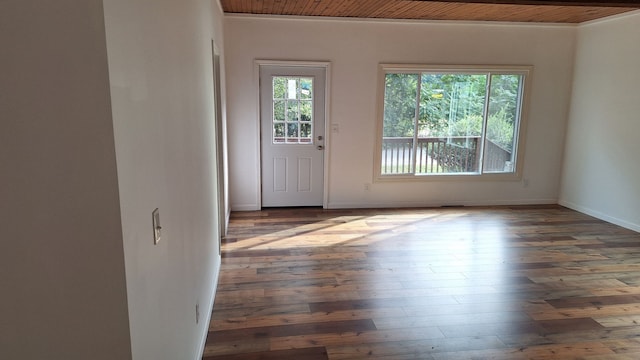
[{"left": 224, "top": 212, "right": 467, "bottom": 251}]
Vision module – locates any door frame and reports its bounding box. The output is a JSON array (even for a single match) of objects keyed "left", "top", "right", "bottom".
[
  {"left": 212, "top": 40, "right": 226, "bottom": 245},
  {"left": 254, "top": 60, "right": 331, "bottom": 209}
]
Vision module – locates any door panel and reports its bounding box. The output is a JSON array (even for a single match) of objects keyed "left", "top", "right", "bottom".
[
  {"left": 298, "top": 157, "right": 312, "bottom": 192},
  {"left": 273, "top": 157, "right": 287, "bottom": 192},
  {"left": 260, "top": 65, "right": 326, "bottom": 207}
]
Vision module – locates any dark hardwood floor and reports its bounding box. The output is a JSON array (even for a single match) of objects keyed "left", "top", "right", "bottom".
[{"left": 203, "top": 205, "right": 640, "bottom": 359}]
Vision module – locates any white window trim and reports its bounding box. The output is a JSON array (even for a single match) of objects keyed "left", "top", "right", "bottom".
[{"left": 374, "top": 63, "right": 533, "bottom": 182}]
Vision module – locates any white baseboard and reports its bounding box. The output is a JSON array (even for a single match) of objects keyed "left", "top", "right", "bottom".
[
  {"left": 558, "top": 200, "right": 640, "bottom": 233},
  {"left": 196, "top": 255, "right": 221, "bottom": 360},
  {"left": 231, "top": 204, "right": 260, "bottom": 211},
  {"left": 225, "top": 207, "right": 231, "bottom": 236},
  {"left": 326, "top": 198, "right": 558, "bottom": 209}
]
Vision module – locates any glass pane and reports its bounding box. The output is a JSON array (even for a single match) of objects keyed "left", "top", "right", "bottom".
[
  {"left": 300, "top": 78, "right": 312, "bottom": 100},
  {"left": 381, "top": 73, "right": 418, "bottom": 174},
  {"left": 300, "top": 123, "right": 312, "bottom": 142},
  {"left": 273, "top": 101, "right": 285, "bottom": 121},
  {"left": 273, "top": 123, "right": 285, "bottom": 143},
  {"left": 287, "top": 123, "right": 298, "bottom": 142},
  {"left": 287, "top": 79, "right": 298, "bottom": 100},
  {"left": 273, "top": 77, "right": 286, "bottom": 99},
  {"left": 416, "top": 73, "right": 486, "bottom": 174},
  {"left": 286, "top": 101, "right": 299, "bottom": 121},
  {"left": 483, "top": 74, "right": 522, "bottom": 173},
  {"left": 300, "top": 101, "right": 312, "bottom": 122}
]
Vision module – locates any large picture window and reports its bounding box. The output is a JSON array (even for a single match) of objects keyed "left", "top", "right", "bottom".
[{"left": 377, "top": 64, "right": 531, "bottom": 179}]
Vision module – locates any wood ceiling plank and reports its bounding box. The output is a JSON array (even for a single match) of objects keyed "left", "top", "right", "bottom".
[
  {"left": 220, "top": 0, "right": 640, "bottom": 23},
  {"left": 318, "top": 0, "right": 347, "bottom": 16},
  {"left": 358, "top": 0, "right": 402, "bottom": 17},
  {"left": 369, "top": 2, "right": 417, "bottom": 18},
  {"left": 281, "top": 0, "right": 297, "bottom": 14},
  {"left": 381, "top": 1, "right": 633, "bottom": 22},
  {"left": 394, "top": 2, "right": 435, "bottom": 19},
  {"left": 271, "top": 0, "right": 287, "bottom": 14},
  {"left": 220, "top": 0, "right": 238, "bottom": 13},
  {"left": 410, "top": 0, "right": 640, "bottom": 7},
  {"left": 242, "top": 0, "right": 252, "bottom": 13},
  {"left": 301, "top": 0, "right": 324, "bottom": 15},
  {"left": 290, "top": 0, "right": 308, "bottom": 14},
  {"left": 251, "top": 0, "right": 263, "bottom": 13}
]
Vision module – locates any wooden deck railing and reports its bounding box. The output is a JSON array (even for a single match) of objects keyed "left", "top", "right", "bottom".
[{"left": 382, "top": 136, "right": 512, "bottom": 174}]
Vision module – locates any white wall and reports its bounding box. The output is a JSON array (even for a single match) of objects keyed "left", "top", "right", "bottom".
[
  {"left": 104, "top": 0, "right": 226, "bottom": 359},
  {"left": 225, "top": 16, "right": 576, "bottom": 210},
  {"left": 0, "top": 0, "right": 226, "bottom": 358},
  {"left": 560, "top": 12, "right": 640, "bottom": 232},
  {"left": 0, "top": 1, "right": 132, "bottom": 359}
]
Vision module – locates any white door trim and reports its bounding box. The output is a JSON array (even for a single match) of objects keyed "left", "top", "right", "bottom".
[{"left": 254, "top": 60, "right": 331, "bottom": 208}]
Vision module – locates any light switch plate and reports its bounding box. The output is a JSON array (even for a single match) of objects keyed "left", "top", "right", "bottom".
[{"left": 152, "top": 208, "right": 161, "bottom": 245}]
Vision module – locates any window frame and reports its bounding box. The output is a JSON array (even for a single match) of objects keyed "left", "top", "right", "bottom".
[{"left": 374, "top": 64, "right": 533, "bottom": 182}]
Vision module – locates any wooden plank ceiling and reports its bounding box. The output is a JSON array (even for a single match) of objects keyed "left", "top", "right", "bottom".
[{"left": 220, "top": 0, "right": 640, "bottom": 23}]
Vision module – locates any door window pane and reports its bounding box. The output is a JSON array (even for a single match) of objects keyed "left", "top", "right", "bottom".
[
  {"left": 300, "top": 123, "right": 312, "bottom": 142},
  {"left": 300, "top": 78, "right": 312, "bottom": 100},
  {"left": 273, "top": 101, "right": 285, "bottom": 121},
  {"left": 286, "top": 100, "right": 299, "bottom": 121},
  {"left": 273, "top": 77, "right": 286, "bottom": 98},
  {"left": 300, "top": 101, "right": 312, "bottom": 122},
  {"left": 274, "top": 123, "right": 285, "bottom": 143},
  {"left": 287, "top": 123, "right": 298, "bottom": 140}
]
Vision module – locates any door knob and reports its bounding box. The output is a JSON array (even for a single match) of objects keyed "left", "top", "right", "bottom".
[{"left": 317, "top": 145, "right": 324, "bottom": 150}]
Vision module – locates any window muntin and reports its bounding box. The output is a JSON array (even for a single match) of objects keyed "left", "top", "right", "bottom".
[
  {"left": 272, "top": 77, "right": 313, "bottom": 144},
  {"left": 379, "top": 65, "right": 528, "bottom": 178}
]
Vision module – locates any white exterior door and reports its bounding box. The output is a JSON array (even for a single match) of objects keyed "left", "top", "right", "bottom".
[{"left": 260, "top": 65, "right": 326, "bottom": 207}]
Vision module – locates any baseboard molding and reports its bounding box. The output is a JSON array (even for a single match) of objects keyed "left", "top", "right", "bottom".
[
  {"left": 231, "top": 204, "right": 260, "bottom": 211},
  {"left": 558, "top": 200, "right": 640, "bottom": 233},
  {"left": 196, "top": 255, "right": 221, "bottom": 360},
  {"left": 327, "top": 198, "right": 558, "bottom": 209},
  {"left": 225, "top": 207, "right": 231, "bottom": 236}
]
